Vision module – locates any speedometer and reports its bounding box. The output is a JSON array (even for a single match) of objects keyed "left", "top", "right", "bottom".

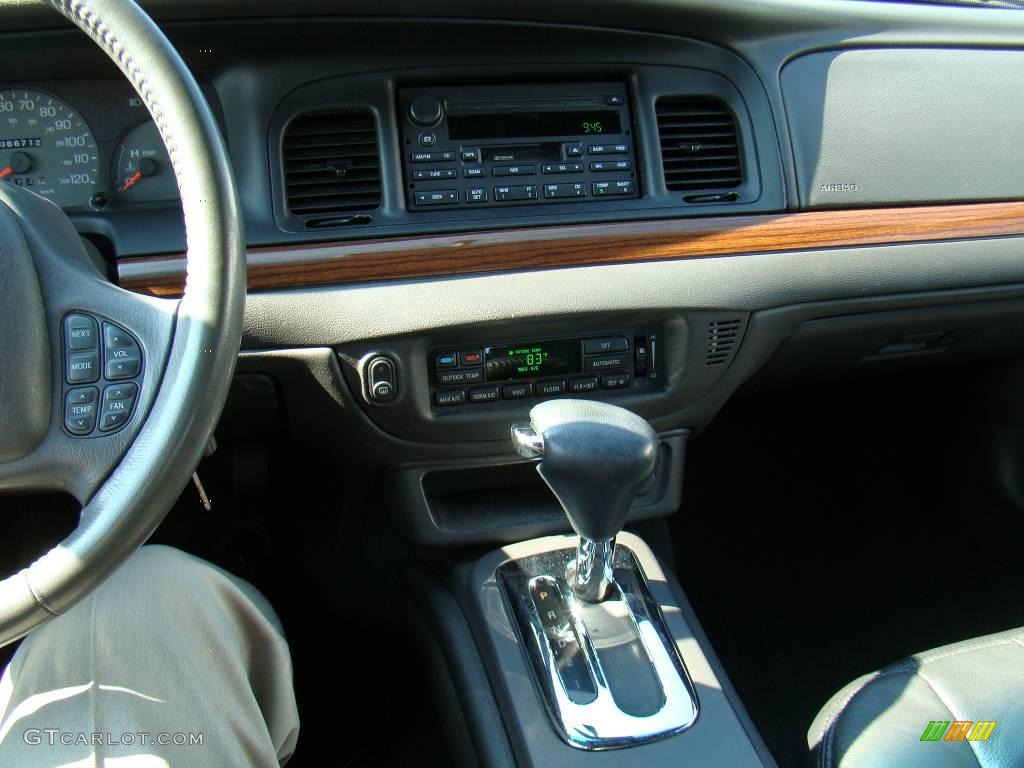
[{"left": 0, "top": 89, "right": 99, "bottom": 209}]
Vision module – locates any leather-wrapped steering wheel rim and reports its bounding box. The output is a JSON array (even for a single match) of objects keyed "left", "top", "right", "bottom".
[{"left": 0, "top": 0, "right": 245, "bottom": 645}]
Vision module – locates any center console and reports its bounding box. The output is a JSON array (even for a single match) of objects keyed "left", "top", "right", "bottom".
[{"left": 444, "top": 400, "right": 775, "bottom": 767}]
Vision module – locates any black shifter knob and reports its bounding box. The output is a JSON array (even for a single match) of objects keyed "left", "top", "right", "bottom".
[{"left": 513, "top": 400, "right": 659, "bottom": 601}]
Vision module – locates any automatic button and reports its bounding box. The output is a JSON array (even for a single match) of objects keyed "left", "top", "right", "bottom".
[
  {"left": 584, "top": 354, "right": 628, "bottom": 372},
  {"left": 64, "top": 314, "right": 98, "bottom": 351}
]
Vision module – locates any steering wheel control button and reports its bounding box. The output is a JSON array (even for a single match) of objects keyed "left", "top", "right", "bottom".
[
  {"left": 434, "top": 389, "right": 466, "bottom": 406},
  {"left": 104, "top": 382, "right": 138, "bottom": 401},
  {"left": 99, "top": 384, "right": 138, "bottom": 431},
  {"left": 64, "top": 314, "right": 98, "bottom": 351},
  {"left": 102, "top": 322, "right": 142, "bottom": 380},
  {"left": 64, "top": 388, "right": 99, "bottom": 435},
  {"left": 67, "top": 351, "right": 100, "bottom": 384},
  {"left": 366, "top": 356, "right": 397, "bottom": 404}
]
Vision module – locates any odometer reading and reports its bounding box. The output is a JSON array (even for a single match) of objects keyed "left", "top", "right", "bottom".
[
  {"left": 485, "top": 340, "right": 581, "bottom": 381},
  {"left": 0, "top": 90, "right": 99, "bottom": 209}
]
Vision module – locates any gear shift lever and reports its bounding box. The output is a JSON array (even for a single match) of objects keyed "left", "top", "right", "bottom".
[{"left": 512, "top": 399, "right": 659, "bottom": 602}]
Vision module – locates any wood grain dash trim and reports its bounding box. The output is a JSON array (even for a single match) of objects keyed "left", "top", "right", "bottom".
[{"left": 117, "top": 201, "right": 1024, "bottom": 297}]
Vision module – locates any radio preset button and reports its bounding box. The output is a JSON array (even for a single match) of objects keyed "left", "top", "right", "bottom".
[
  {"left": 588, "top": 143, "right": 630, "bottom": 155},
  {"left": 590, "top": 160, "right": 632, "bottom": 172},
  {"left": 435, "top": 389, "right": 466, "bottom": 407},
  {"left": 543, "top": 183, "right": 586, "bottom": 200},
  {"left": 412, "top": 168, "right": 457, "bottom": 180},
  {"left": 569, "top": 376, "right": 599, "bottom": 393},
  {"left": 492, "top": 165, "right": 536, "bottom": 177},
  {"left": 466, "top": 187, "right": 488, "bottom": 203},
  {"left": 494, "top": 185, "right": 538, "bottom": 202},
  {"left": 502, "top": 383, "right": 533, "bottom": 400},
  {"left": 592, "top": 180, "right": 635, "bottom": 197},
  {"left": 468, "top": 386, "right": 500, "bottom": 404},
  {"left": 542, "top": 163, "right": 584, "bottom": 174},
  {"left": 415, "top": 190, "right": 459, "bottom": 206}
]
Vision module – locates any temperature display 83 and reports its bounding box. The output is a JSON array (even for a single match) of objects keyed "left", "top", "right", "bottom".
[{"left": 485, "top": 340, "right": 581, "bottom": 381}]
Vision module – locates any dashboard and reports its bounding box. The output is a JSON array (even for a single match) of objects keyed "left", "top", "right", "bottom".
[{"left": 4, "top": 0, "right": 1024, "bottom": 481}]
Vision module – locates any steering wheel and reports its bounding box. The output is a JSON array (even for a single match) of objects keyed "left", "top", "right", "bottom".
[{"left": 0, "top": 0, "right": 245, "bottom": 646}]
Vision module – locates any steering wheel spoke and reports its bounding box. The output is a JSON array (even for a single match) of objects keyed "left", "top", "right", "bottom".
[{"left": 0, "top": 183, "right": 177, "bottom": 504}]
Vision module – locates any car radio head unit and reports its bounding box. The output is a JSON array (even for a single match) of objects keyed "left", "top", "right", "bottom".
[{"left": 398, "top": 82, "right": 639, "bottom": 210}]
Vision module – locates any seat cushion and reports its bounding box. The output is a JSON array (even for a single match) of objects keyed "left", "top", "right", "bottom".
[{"left": 809, "top": 627, "right": 1024, "bottom": 768}]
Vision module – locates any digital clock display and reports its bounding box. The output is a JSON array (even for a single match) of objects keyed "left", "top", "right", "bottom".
[
  {"left": 485, "top": 340, "right": 581, "bottom": 381},
  {"left": 447, "top": 110, "right": 622, "bottom": 140}
]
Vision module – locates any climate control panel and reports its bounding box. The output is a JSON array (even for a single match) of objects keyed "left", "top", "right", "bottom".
[{"left": 429, "top": 332, "right": 658, "bottom": 409}]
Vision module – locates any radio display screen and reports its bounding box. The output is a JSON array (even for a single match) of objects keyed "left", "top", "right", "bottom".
[
  {"left": 485, "top": 340, "right": 581, "bottom": 381},
  {"left": 448, "top": 110, "right": 622, "bottom": 140}
]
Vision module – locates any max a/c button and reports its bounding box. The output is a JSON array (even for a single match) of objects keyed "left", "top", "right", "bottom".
[{"left": 435, "top": 389, "right": 466, "bottom": 406}]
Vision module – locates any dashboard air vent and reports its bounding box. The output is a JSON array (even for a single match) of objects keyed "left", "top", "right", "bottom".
[
  {"left": 282, "top": 110, "right": 381, "bottom": 217},
  {"left": 705, "top": 318, "right": 742, "bottom": 366},
  {"left": 656, "top": 97, "right": 742, "bottom": 193}
]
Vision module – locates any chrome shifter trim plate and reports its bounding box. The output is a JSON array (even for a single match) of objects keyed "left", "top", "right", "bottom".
[{"left": 498, "top": 545, "right": 700, "bottom": 750}]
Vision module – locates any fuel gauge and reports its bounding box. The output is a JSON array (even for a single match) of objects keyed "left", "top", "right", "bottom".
[{"left": 113, "top": 121, "right": 179, "bottom": 204}]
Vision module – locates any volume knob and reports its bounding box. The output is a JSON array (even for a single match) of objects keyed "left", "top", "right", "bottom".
[{"left": 409, "top": 94, "right": 443, "bottom": 127}]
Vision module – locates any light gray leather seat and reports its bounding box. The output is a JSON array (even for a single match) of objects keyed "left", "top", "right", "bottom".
[{"left": 809, "top": 627, "right": 1024, "bottom": 767}]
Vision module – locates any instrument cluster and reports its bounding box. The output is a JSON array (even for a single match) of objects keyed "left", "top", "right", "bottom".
[{"left": 0, "top": 80, "right": 217, "bottom": 212}]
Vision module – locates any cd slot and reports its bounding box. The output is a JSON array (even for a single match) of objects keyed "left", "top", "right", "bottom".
[{"left": 482, "top": 144, "right": 561, "bottom": 163}]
